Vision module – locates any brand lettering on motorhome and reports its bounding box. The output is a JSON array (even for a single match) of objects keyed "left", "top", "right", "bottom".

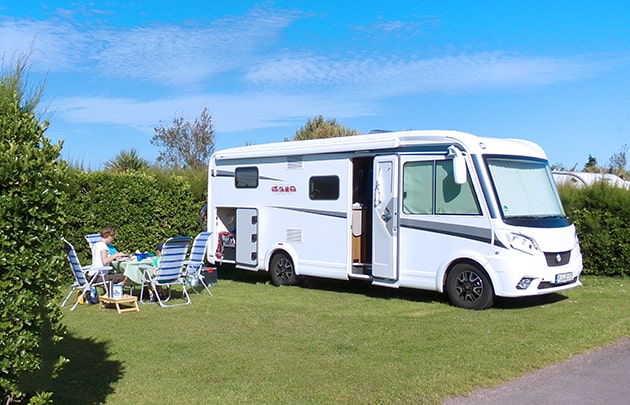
[{"left": 271, "top": 185, "right": 297, "bottom": 193}]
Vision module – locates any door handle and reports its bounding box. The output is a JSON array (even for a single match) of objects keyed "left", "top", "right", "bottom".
[{"left": 381, "top": 208, "right": 392, "bottom": 222}]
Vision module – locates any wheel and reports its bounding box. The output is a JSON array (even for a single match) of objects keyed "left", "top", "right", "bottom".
[
  {"left": 446, "top": 263, "right": 494, "bottom": 310},
  {"left": 269, "top": 252, "right": 298, "bottom": 286}
]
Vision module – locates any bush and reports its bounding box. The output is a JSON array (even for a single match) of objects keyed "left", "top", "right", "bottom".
[
  {"left": 62, "top": 170, "right": 200, "bottom": 264},
  {"left": 560, "top": 183, "right": 630, "bottom": 276},
  {"left": 0, "top": 76, "right": 67, "bottom": 402}
]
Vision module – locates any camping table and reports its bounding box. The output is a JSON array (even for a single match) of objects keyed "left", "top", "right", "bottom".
[
  {"left": 112, "top": 258, "right": 155, "bottom": 285},
  {"left": 99, "top": 294, "right": 139, "bottom": 313}
]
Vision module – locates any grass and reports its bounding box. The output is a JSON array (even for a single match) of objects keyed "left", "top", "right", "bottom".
[{"left": 24, "top": 271, "right": 630, "bottom": 404}]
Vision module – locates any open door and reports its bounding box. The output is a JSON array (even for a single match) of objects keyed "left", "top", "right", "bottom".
[
  {"left": 372, "top": 156, "right": 398, "bottom": 280},
  {"left": 236, "top": 208, "right": 258, "bottom": 267}
]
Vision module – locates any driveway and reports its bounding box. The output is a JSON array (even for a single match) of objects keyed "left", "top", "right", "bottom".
[{"left": 442, "top": 338, "right": 630, "bottom": 405}]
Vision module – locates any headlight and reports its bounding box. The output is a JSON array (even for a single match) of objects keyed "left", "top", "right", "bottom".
[{"left": 506, "top": 232, "right": 539, "bottom": 255}]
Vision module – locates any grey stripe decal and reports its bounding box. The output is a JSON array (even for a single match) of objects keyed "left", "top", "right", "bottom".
[
  {"left": 216, "top": 170, "right": 283, "bottom": 182},
  {"left": 400, "top": 218, "right": 492, "bottom": 244},
  {"left": 271, "top": 206, "right": 347, "bottom": 219}
]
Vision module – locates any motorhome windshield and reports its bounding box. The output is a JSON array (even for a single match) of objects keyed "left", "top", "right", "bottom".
[{"left": 486, "top": 157, "right": 567, "bottom": 227}]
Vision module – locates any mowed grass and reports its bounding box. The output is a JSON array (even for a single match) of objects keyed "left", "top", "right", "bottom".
[{"left": 29, "top": 272, "right": 630, "bottom": 404}]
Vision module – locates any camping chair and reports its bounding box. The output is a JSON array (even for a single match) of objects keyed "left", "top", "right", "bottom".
[
  {"left": 61, "top": 238, "right": 112, "bottom": 310},
  {"left": 85, "top": 233, "right": 101, "bottom": 250},
  {"left": 183, "top": 231, "right": 213, "bottom": 296},
  {"left": 139, "top": 236, "right": 192, "bottom": 308}
]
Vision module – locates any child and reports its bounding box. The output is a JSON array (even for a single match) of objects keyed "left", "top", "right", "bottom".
[{"left": 91, "top": 226, "right": 127, "bottom": 285}]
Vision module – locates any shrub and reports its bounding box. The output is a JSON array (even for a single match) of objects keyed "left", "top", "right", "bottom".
[
  {"left": 560, "top": 183, "right": 630, "bottom": 276},
  {"left": 0, "top": 76, "right": 67, "bottom": 403},
  {"left": 62, "top": 170, "right": 200, "bottom": 263}
]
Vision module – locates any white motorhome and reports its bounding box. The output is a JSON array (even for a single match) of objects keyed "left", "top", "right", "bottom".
[{"left": 206, "top": 130, "right": 582, "bottom": 309}]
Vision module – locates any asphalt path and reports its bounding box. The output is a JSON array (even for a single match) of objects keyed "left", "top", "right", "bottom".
[{"left": 442, "top": 337, "right": 630, "bottom": 405}]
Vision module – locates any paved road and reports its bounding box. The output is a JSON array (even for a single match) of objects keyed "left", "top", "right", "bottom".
[{"left": 442, "top": 338, "right": 630, "bottom": 405}]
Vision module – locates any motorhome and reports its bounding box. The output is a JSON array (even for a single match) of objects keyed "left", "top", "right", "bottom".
[{"left": 206, "top": 130, "right": 582, "bottom": 309}]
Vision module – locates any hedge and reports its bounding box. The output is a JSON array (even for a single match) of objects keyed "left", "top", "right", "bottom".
[
  {"left": 61, "top": 170, "right": 202, "bottom": 265},
  {"left": 1, "top": 83, "right": 67, "bottom": 403},
  {"left": 560, "top": 182, "right": 630, "bottom": 277}
]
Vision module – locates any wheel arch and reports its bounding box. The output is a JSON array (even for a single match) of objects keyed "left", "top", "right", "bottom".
[
  {"left": 264, "top": 242, "right": 299, "bottom": 275},
  {"left": 439, "top": 256, "right": 496, "bottom": 294}
]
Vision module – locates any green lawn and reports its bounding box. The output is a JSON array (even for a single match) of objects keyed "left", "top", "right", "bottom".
[{"left": 25, "top": 272, "right": 630, "bottom": 404}]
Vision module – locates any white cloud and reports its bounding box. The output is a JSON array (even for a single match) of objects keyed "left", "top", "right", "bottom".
[
  {"left": 244, "top": 51, "right": 607, "bottom": 98},
  {"left": 0, "top": 18, "right": 89, "bottom": 71},
  {"left": 1, "top": 7, "right": 303, "bottom": 85},
  {"left": 53, "top": 92, "right": 375, "bottom": 133}
]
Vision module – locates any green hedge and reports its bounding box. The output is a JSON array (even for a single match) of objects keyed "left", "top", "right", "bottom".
[
  {"left": 62, "top": 170, "right": 202, "bottom": 265},
  {"left": 560, "top": 183, "right": 630, "bottom": 277},
  {"left": 1, "top": 85, "right": 67, "bottom": 402}
]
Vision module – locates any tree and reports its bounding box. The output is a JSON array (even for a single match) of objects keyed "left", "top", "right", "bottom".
[
  {"left": 607, "top": 144, "right": 628, "bottom": 177},
  {"left": 1, "top": 56, "right": 67, "bottom": 403},
  {"left": 104, "top": 148, "right": 149, "bottom": 172},
  {"left": 292, "top": 115, "right": 360, "bottom": 140},
  {"left": 151, "top": 107, "right": 215, "bottom": 169},
  {"left": 583, "top": 154, "right": 599, "bottom": 173}
]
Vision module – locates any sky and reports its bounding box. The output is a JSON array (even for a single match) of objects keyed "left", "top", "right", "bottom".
[{"left": 1, "top": 0, "right": 629, "bottom": 171}]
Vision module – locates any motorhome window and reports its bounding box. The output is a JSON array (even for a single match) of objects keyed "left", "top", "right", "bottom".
[
  {"left": 403, "top": 161, "right": 433, "bottom": 214},
  {"left": 403, "top": 160, "right": 480, "bottom": 215},
  {"left": 486, "top": 157, "right": 565, "bottom": 218},
  {"left": 309, "top": 176, "right": 339, "bottom": 200},
  {"left": 235, "top": 167, "right": 259, "bottom": 189},
  {"left": 435, "top": 160, "right": 481, "bottom": 215}
]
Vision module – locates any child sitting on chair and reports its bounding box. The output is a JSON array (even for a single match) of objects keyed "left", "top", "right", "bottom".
[{"left": 91, "top": 226, "right": 127, "bottom": 285}]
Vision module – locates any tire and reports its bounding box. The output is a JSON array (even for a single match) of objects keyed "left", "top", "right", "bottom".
[
  {"left": 269, "top": 252, "right": 298, "bottom": 286},
  {"left": 446, "top": 263, "right": 494, "bottom": 310}
]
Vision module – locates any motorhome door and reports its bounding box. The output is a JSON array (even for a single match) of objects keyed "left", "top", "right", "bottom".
[
  {"left": 372, "top": 156, "right": 399, "bottom": 280},
  {"left": 236, "top": 208, "right": 258, "bottom": 267}
]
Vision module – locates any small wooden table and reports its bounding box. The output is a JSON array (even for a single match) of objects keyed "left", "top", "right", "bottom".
[{"left": 99, "top": 294, "right": 139, "bottom": 313}]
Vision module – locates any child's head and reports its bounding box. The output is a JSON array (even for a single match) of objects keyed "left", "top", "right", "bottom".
[
  {"left": 156, "top": 242, "right": 164, "bottom": 254},
  {"left": 100, "top": 226, "right": 117, "bottom": 240}
]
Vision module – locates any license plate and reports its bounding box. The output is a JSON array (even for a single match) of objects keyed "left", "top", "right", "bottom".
[{"left": 555, "top": 272, "right": 573, "bottom": 284}]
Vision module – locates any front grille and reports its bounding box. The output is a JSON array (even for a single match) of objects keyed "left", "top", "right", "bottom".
[{"left": 544, "top": 251, "right": 571, "bottom": 267}]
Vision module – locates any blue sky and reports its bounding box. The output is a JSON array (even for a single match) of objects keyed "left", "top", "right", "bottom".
[{"left": 1, "top": 0, "right": 629, "bottom": 170}]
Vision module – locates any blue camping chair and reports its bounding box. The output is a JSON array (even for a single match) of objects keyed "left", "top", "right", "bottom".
[
  {"left": 61, "top": 238, "right": 112, "bottom": 310},
  {"left": 85, "top": 233, "right": 101, "bottom": 250},
  {"left": 183, "top": 231, "right": 213, "bottom": 296},
  {"left": 139, "top": 236, "right": 192, "bottom": 308}
]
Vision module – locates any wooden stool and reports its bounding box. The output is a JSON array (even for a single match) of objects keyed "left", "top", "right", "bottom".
[{"left": 99, "top": 294, "right": 140, "bottom": 313}]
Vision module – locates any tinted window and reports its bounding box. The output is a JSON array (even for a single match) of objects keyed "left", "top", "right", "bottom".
[
  {"left": 235, "top": 167, "right": 258, "bottom": 188},
  {"left": 309, "top": 176, "right": 339, "bottom": 200}
]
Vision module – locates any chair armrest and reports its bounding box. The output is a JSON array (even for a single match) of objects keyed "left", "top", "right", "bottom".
[
  {"left": 90, "top": 265, "right": 112, "bottom": 274},
  {"left": 139, "top": 265, "right": 156, "bottom": 284}
]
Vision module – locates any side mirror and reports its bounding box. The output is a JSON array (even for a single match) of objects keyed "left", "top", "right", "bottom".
[{"left": 448, "top": 146, "right": 467, "bottom": 185}]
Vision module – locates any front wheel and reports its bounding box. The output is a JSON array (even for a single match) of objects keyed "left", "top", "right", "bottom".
[
  {"left": 269, "top": 252, "right": 298, "bottom": 286},
  {"left": 446, "top": 263, "right": 494, "bottom": 310}
]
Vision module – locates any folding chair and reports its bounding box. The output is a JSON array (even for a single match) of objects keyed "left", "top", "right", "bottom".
[
  {"left": 184, "top": 231, "right": 213, "bottom": 296},
  {"left": 139, "top": 236, "right": 192, "bottom": 308},
  {"left": 85, "top": 233, "right": 101, "bottom": 250},
  {"left": 61, "top": 238, "right": 112, "bottom": 310}
]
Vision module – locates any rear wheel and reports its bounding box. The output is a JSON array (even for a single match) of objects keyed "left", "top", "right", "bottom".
[
  {"left": 269, "top": 252, "right": 298, "bottom": 286},
  {"left": 446, "top": 263, "right": 494, "bottom": 310}
]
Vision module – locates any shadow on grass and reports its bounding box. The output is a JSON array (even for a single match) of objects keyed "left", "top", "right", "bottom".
[
  {"left": 494, "top": 293, "right": 569, "bottom": 309},
  {"left": 217, "top": 264, "right": 446, "bottom": 304},
  {"left": 20, "top": 330, "right": 123, "bottom": 405},
  {"left": 216, "top": 264, "right": 570, "bottom": 309}
]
